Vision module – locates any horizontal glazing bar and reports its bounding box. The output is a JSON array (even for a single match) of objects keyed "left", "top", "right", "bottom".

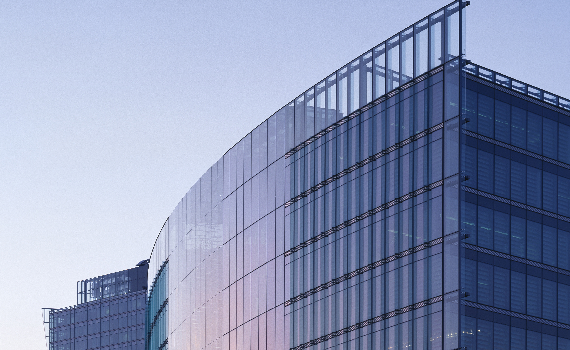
[
  {"left": 463, "top": 130, "right": 570, "bottom": 170},
  {"left": 463, "top": 243, "right": 570, "bottom": 276},
  {"left": 291, "top": 293, "right": 450, "bottom": 350},
  {"left": 287, "top": 233, "right": 455, "bottom": 306},
  {"left": 286, "top": 122, "right": 444, "bottom": 206},
  {"left": 462, "top": 300, "right": 570, "bottom": 330},
  {"left": 285, "top": 179, "right": 444, "bottom": 256},
  {"left": 462, "top": 186, "right": 570, "bottom": 223}
]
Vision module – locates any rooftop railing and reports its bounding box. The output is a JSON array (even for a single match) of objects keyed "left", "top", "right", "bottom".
[{"left": 464, "top": 62, "right": 570, "bottom": 112}]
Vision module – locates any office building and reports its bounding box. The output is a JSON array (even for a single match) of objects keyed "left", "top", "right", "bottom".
[
  {"left": 146, "top": 0, "right": 570, "bottom": 349},
  {"left": 43, "top": 262, "right": 148, "bottom": 350}
]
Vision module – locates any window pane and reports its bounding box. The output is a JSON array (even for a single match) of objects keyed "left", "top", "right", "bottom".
[
  {"left": 511, "top": 106, "right": 527, "bottom": 149},
  {"left": 414, "top": 19, "right": 429, "bottom": 76},
  {"left": 429, "top": 10, "right": 444, "bottom": 69},
  {"left": 387, "top": 35, "right": 399, "bottom": 91},
  {"left": 373, "top": 44, "right": 386, "bottom": 99}
]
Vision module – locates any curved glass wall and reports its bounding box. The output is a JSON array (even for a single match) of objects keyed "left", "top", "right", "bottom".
[
  {"left": 146, "top": 259, "right": 169, "bottom": 350},
  {"left": 147, "top": 1, "right": 466, "bottom": 349}
]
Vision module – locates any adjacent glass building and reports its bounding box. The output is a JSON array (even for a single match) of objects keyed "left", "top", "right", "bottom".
[
  {"left": 45, "top": 1, "right": 570, "bottom": 349},
  {"left": 44, "top": 261, "right": 149, "bottom": 350}
]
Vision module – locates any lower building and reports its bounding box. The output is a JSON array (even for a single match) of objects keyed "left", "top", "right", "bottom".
[{"left": 43, "top": 261, "right": 148, "bottom": 350}]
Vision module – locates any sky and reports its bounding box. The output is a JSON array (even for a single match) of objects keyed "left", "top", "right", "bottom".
[{"left": 0, "top": 0, "right": 569, "bottom": 348}]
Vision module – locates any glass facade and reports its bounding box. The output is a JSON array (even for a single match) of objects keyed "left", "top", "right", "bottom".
[
  {"left": 146, "top": 2, "right": 475, "bottom": 350},
  {"left": 44, "top": 263, "right": 148, "bottom": 350},
  {"left": 34, "top": 1, "right": 570, "bottom": 350},
  {"left": 460, "top": 63, "right": 570, "bottom": 349}
]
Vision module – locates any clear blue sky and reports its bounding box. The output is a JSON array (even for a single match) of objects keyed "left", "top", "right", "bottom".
[{"left": 1, "top": 1, "right": 568, "bottom": 348}]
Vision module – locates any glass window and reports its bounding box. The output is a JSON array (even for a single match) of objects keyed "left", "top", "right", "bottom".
[
  {"left": 543, "top": 171, "right": 558, "bottom": 213},
  {"left": 295, "top": 94, "right": 305, "bottom": 146},
  {"left": 527, "top": 112, "right": 542, "bottom": 154},
  {"left": 526, "top": 166, "right": 542, "bottom": 208},
  {"left": 348, "top": 59, "right": 360, "bottom": 114},
  {"left": 510, "top": 161, "right": 526, "bottom": 204},
  {"left": 326, "top": 74, "right": 337, "bottom": 127},
  {"left": 477, "top": 262, "right": 493, "bottom": 305},
  {"left": 338, "top": 67, "right": 348, "bottom": 120},
  {"left": 305, "top": 88, "right": 315, "bottom": 140},
  {"left": 464, "top": 89, "right": 477, "bottom": 132},
  {"left": 400, "top": 27, "right": 413, "bottom": 84},
  {"left": 494, "top": 210, "right": 510, "bottom": 254},
  {"left": 527, "top": 220, "right": 542, "bottom": 262},
  {"left": 373, "top": 44, "right": 386, "bottom": 99},
  {"left": 494, "top": 155, "right": 510, "bottom": 198},
  {"left": 429, "top": 81, "right": 443, "bottom": 127},
  {"left": 477, "top": 150, "right": 493, "bottom": 193},
  {"left": 510, "top": 271, "right": 526, "bottom": 313},
  {"left": 285, "top": 102, "right": 295, "bottom": 151},
  {"left": 476, "top": 319, "right": 493, "bottom": 349},
  {"left": 429, "top": 10, "right": 444, "bottom": 69},
  {"left": 477, "top": 206, "right": 493, "bottom": 249},
  {"left": 462, "top": 201, "right": 477, "bottom": 245},
  {"left": 543, "top": 279, "right": 557, "bottom": 321},
  {"left": 444, "top": 59, "right": 460, "bottom": 121},
  {"left": 527, "top": 330, "right": 541, "bottom": 350},
  {"left": 558, "top": 229, "right": 570, "bottom": 270},
  {"left": 511, "top": 106, "right": 527, "bottom": 149},
  {"left": 387, "top": 35, "right": 399, "bottom": 91},
  {"left": 477, "top": 94, "right": 494, "bottom": 138},
  {"left": 559, "top": 123, "right": 570, "bottom": 164},
  {"left": 494, "top": 100, "right": 510, "bottom": 143},
  {"left": 558, "top": 283, "right": 570, "bottom": 324},
  {"left": 527, "top": 275, "right": 541, "bottom": 317},
  {"left": 542, "top": 334, "right": 556, "bottom": 349},
  {"left": 414, "top": 19, "right": 428, "bottom": 77},
  {"left": 494, "top": 323, "right": 509, "bottom": 350},
  {"left": 362, "top": 51, "right": 373, "bottom": 107},
  {"left": 315, "top": 81, "right": 326, "bottom": 133},
  {"left": 494, "top": 266, "right": 510, "bottom": 309},
  {"left": 414, "top": 87, "right": 427, "bottom": 134},
  {"left": 543, "top": 225, "right": 557, "bottom": 266},
  {"left": 510, "top": 216, "right": 526, "bottom": 258},
  {"left": 559, "top": 177, "right": 570, "bottom": 217},
  {"left": 463, "top": 145, "right": 477, "bottom": 188},
  {"left": 510, "top": 327, "right": 525, "bottom": 350},
  {"left": 267, "top": 115, "right": 277, "bottom": 166},
  {"left": 445, "top": 2, "right": 460, "bottom": 59},
  {"left": 543, "top": 118, "right": 558, "bottom": 159}
]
